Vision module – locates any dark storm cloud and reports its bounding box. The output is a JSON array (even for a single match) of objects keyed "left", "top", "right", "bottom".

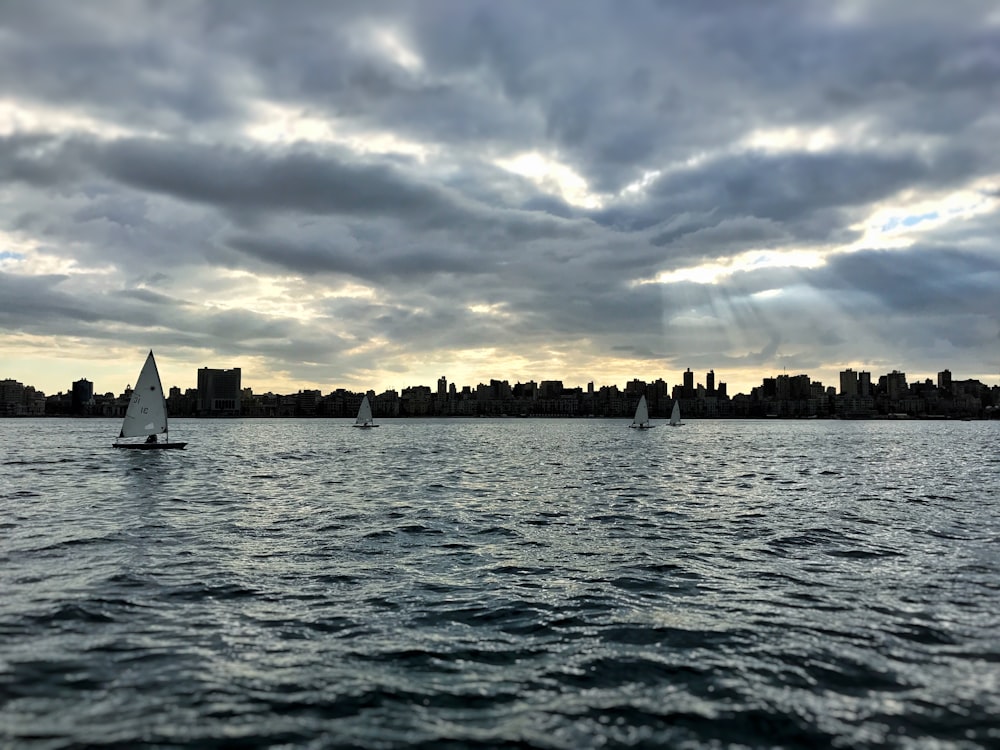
[
  {"left": 807, "top": 245, "right": 1000, "bottom": 317},
  {"left": 0, "top": 273, "right": 103, "bottom": 325},
  {"left": 227, "top": 233, "right": 486, "bottom": 280},
  {"left": 641, "top": 147, "right": 984, "bottom": 238}
]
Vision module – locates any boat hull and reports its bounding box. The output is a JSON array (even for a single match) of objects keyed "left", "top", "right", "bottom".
[{"left": 113, "top": 442, "right": 187, "bottom": 450}]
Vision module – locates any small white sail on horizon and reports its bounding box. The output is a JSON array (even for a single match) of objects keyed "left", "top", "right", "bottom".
[
  {"left": 670, "top": 400, "right": 683, "bottom": 426},
  {"left": 629, "top": 394, "right": 652, "bottom": 429},
  {"left": 113, "top": 351, "right": 186, "bottom": 449},
  {"left": 354, "top": 394, "right": 377, "bottom": 428}
]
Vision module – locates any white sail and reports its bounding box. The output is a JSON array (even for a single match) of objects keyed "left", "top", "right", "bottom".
[
  {"left": 670, "top": 400, "right": 682, "bottom": 426},
  {"left": 119, "top": 351, "right": 168, "bottom": 438},
  {"left": 630, "top": 395, "right": 651, "bottom": 428},
  {"left": 354, "top": 394, "right": 375, "bottom": 427}
]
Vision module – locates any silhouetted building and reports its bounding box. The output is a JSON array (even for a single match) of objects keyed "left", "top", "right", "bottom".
[
  {"left": 437, "top": 376, "right": 447, "bottom": 396},
  {"left": 197, "top": 367, "right": 241, "bottom": 415},
  {"left": 295, "top": 389, "right": 321, "bottom": 416},
  {"left": 840, "top": 369, "right": 858, "bottom": 397},
  {"left": 625, "top": 379, "right": 646, "bottom": 396},
  {"left": 938, "top": 369, "right": 952, "bottom": 393},
  {"left": 539, "top": 380, "right": 563, "bottom": 399},
  {"left": 1, "top": 379, "right": 46, "bottom": 416},
  {"left": 859, "top": 371, "right": 872, "bottom": 397},
  {"left": 71, "top": 378, "right": 94, "bottom": 415},
  {"left": 683, "top": 368, "right": 694, "bottom": 396},
  {"left": 706, "top": 370, "right": 715, "bottom": 394},
  {"left": 885, "top": 370, "right": 908, "bottom": 401}
]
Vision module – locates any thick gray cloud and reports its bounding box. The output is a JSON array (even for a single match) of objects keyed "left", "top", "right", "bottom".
[{"left": 1, "top": 0, "right": 998, "bottom": 395}]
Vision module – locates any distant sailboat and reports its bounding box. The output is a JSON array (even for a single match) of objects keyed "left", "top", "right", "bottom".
[
  {"left": 629, "top": 394, "right": 653, "bottom": 429},
  {"left": 113, "top": 351, "right": 187, "bottom": 449},
  {"left": 669, "top": 400, "right": 683, "bottom": 427},
  {"left": 354, "top": 394, "right": 377, "bottom": 428}
]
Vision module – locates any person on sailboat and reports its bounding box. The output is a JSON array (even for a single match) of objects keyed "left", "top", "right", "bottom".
[{"left": 145, "top": 434, "right": 158, "bottom": 444}]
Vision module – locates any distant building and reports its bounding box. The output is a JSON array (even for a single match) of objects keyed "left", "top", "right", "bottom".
[
  {"left": 295, "top": 389, "right": 321, "bottom": 416},
  {"left": 71, "top": 378, "right": 94, "bottom": 415},
  {"left": 840, "top": 369, "right": 858, "bottom": 397},
  {"left": 1, "top": 379, "right": 46, "bottom": 416},
  {"left": 683, "top": 368, "right": 694, "bottom": 396},
  {"left": 197, "top": 367, "right": 242, "bottom": 415},
  {"left": 513, "top": 381, "right": 537, "bottom": 400},
  {"left": 706, "top": 369, "right": 715, "bottom": 394},
  {"left": 938, "top": 369, "right": 952, "bottom": 393},
  {"left": 624, "top": 379, "right": 646, "bottom": 396},
  {"left": 539, "top": 380, "right": 563, "bottom": 399},
  {"left": 858, "top": 371, "right": 872, "bottom": 397},
  {"left": 437, "top": 376, "right": 447, "bottom": 396},
  {"left": 885, "top": 370, "right": 908, "bottom": 401}
]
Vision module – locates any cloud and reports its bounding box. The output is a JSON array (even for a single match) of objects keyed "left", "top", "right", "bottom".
[{"left": 2, "top": 0, "right": 999, "bottom": 396}]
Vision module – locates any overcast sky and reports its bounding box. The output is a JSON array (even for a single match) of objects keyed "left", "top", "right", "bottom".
[{"left": 2, "top": 0, "right": 999, "bottom": 398}]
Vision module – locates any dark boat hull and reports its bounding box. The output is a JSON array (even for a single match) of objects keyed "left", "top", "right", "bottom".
[{"left": 113, "top": 442, "right": 187, "bottom": 450}]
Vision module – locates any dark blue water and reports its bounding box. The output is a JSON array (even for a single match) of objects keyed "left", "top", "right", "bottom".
[{"left": 2, "top": 417, "right": 999, "bottom": 748}]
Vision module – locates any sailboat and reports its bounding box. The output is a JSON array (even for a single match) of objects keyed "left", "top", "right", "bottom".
[
  {"left": 112, "top": 351, "right": 187, "bottom": 449},
  {"left": 629, "top": 394, "right": 653, "bottom": 429},
  {"left": 669, "top": 400, "right": 683, "bottom": 427},
  {"left": 353, "top": 394, "right": 377, "bottom": 428}
]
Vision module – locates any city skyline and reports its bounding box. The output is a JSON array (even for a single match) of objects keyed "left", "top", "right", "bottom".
[
  {"left": 2, "top": 3, "right": 999, "bottom": 398},
  {"left": 5, "top": 358, "right": 998, "bottom": 404}
]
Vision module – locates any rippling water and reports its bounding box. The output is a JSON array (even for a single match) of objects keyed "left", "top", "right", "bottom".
[{"left": 2, "top": 417, "right": 999, "bottom": 748}]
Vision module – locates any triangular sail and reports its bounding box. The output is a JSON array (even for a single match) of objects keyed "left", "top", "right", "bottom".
[
  {"left": 119, "top": 351, "right": 168, "bottom": 438},
  {"left": 670, "top": 401, "right": 681, "bottom": 426},
  {"left": 355, "top": 394, "right": 374, "bottom": 426},
  {"left": 631, "top": 395, "right": 650, "bottom": 428}
]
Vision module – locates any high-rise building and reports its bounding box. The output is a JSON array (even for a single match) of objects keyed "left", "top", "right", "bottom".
[
  {"left": 937, "top": 369, "right": 952, "bottom": 393},
  {"left": 840, "top": 369, "right": 858, "bottom": 396},
  {"left": 197, "top": 367, "right": 242, "bottom": 415},
  {"left": 437, "top": 376, "right": 447, "bottom": 396},
  {"left": 683, "top": 368, "right": 694, "bottom": 396},
  {"left": 706, "top": 370, "right": 715, "bottom": 394},
  {"left": 0, "top": 379, "right": 26, "bottom": 416},
  {"left": 71, "top": 378, "right": 94, "bottom": 415},
  {"left": 789, "top": 374, "right": 811, "bottom": 400},
  {"left": 776, "top": 374, "right": 791, "bottom": 400},
  {"left": 539, "top": 381, "right": 563, "bottom": 399},
  {"left": 886, "top": 370, "right": 908, "bottom": 401},
  {"left": 858, "top": 371, "right": 872, "bottom": 397}
]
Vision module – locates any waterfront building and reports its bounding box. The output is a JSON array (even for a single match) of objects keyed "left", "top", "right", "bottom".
[
  {"left": 885, "top": 370, "right": 908, "bottom": 401},
  {"left": 839, "top": 369, "right": 858, "bottom": 397},
  {"left": 539, "top": 381, "right": 563, "bottom": 399},
  {"left": 859, "top": 371, "right": 872, "bottom": 397},
  {"left": 295, "top": 389, "right": 321, "bottom": 416},
  {"left": 197, "top": 367, "right": 242, "bottom": 415},
  {"left": 71, "top": 378, "right": 94, "bottom": 415},
  {"left": 1, "top": 379, "right": 46, "bottom": 417},
  {"left": 683, "top": 368, "right": 694, "bottom": 396},
  {"left": 938, "top": 369, "right": 952, "bottom": 393}
]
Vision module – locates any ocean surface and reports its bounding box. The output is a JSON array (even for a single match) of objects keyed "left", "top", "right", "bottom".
[{"left": 2, "top": 417, "right": 999, "bottom": 749}]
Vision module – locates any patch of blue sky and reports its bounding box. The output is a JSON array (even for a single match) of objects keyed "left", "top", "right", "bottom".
[
  {"left": 0, "top": 251, "right": 25, "bottom": 261},
  {"left": 881, "top": 211, "right": 939, "bottom": 232},
  {"left": 901, "top": 212, "right": 938, "bottom": 227}
]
